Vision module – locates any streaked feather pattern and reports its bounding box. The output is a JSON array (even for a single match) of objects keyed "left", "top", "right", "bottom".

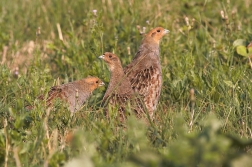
[{"left": 124, "top": 27, "right": 169, "bottom": 118}]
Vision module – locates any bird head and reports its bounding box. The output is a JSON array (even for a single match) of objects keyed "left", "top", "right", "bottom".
[
  {"left": 99, "top": 52, "right": 121, "bottom": 71},
  {"left": 85, "top": 76, "right": 105, "bottom": 91},
  {"left": 145, "top": 27, "right": 169, "bottom": 44}
]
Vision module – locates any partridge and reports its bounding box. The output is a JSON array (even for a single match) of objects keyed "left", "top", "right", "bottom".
[
  {"left": 32, "top": 76, "right": 104, "bottom": 112},
  {"left": 99, "top": 52, "right": 144, "bottom": 120},
  {"left": 123, "top": 27, "right": 169, "bottom": 119}
]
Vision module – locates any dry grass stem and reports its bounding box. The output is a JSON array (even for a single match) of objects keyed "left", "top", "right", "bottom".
[
  {"left": 57, "top": 23, "right": 63, "bottom": 41},
  {"left": 1, "top": 46, "right": 8, "bottom": 65}
]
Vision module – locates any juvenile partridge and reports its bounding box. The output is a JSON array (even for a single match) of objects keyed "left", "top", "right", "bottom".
[
  {"left": 123, "top": 27, "right": 169, "bottom": 119},
  {"left": 99, "top": 52, "right": 144, "bottom": 120},
  {"left": 35, "top": 76, "right": 104, "bottom": 112}
]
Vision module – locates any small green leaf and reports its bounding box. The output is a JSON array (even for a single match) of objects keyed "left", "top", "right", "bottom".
[
  {"left": 233, "top": 39, "right": 246, "bottom": 47},
  {"left": 46, "top": 42, "right": 58, "bottom": 50},
  {"left": 64, "top": 56, "right": 74, "bottom": 65},
  {"left": 223, "top": 80, "right": 235, "bottom": 89},
  {"left": 236, "top": 46, "right": 248, "bottom": 57}
]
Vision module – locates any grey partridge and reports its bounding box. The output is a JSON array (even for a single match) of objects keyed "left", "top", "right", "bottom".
[
  {"left": 32, "top": 76, "right": 104, "bottom": 112},
  {"left": 99, "top": 52, "right": 145, "bottom": 121},
  {"left": 123, "top": 27, "right": 169, "bottom": 119}
]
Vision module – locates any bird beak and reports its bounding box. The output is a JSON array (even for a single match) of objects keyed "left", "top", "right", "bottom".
[
  {"left": 164, "top": 29, "right": 170, "bottom": 34},
  {"left": 99, "top": 55, "right": 104, "bottom": 59},
  {"left": 99, "top": 81, "right": 105, "bottom": 87}
]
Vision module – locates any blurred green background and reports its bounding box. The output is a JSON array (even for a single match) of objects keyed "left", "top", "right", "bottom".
[{"left": 0, "top": 0, "right": 252, "bottom": 166}]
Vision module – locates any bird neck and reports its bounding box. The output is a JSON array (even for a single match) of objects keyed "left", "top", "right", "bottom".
[
  {"left": 143, "top": 36, "right": 160, "bottom": 46},
  {"left": 109, "top": 64, "right": 125, "bottom": 89},
  {"left": 106, "top": 64, "right": 132, "bottom": 97}
]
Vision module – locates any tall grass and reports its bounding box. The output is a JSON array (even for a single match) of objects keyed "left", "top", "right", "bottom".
[{"left": 0, "top": 0, "right": 252, "bottom": 166}]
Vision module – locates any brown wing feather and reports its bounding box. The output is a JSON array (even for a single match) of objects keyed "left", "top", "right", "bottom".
[
  {"left": 26, "top": 86, "right": 66, "bottom": 110},
  {"left": 42, "top": 86, "right": 68, "bottom": 107},
  {"left": 124, "top": 50, "right": 162, "bottom": 117}
]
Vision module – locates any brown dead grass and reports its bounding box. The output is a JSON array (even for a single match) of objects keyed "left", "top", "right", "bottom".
[{"left": 1, "top": 40, "right": 50, "bottom": 75}]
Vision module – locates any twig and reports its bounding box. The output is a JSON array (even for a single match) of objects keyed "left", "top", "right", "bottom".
[
  {"left": 44, "top": 108, "right": 51, "bottom": 152},
  {"left": 43, "top": 107, "right": 51, "bottom": 167},
  {"left": 4, "top": 119, "right": 10, "bottom": 167},
  {"left": 35, "top": 27, "right": 41, "bottom": 45},
  {"left": 247, "top": 127, "right": 252, "bottom": 139},
  {"left": 43, "top": 108, "right": 59, "bottom": 167},
  {"left": 248, "top": 56, "right": 252, "bottom": 69},
  {"left": 189, "top": 88, "right": 196, "bottom": 132},
  {"left": 13, "top": 147, "right": 21, "bottom": 167},
  {"left": 1, "top": 46, "right": 8, "bottom": 65},
  {"left": 56, "top": 23, "right": 63, "bottom": 41}
]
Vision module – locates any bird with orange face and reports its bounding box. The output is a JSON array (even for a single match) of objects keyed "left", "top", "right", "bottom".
[
  {"left": 99, "top": 52, "right": 145, "bottom": 121},
  {"left": 124, "top": 27, "right": 169, "bottom": 119},
  {"left": 28, "top": 76, "right": 104, "bottom": 112}
]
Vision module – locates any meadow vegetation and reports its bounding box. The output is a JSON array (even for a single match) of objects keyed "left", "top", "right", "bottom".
[{"left": 1, "top": 0, "right": 252, "bottom": 166}]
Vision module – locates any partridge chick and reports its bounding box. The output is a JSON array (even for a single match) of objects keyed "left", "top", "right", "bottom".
[{"left": 124, "top": 27, "right": 169, "bottom": 119}]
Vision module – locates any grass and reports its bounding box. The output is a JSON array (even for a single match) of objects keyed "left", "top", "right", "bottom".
[{"left": 1, "top": 0, "right": 252, "bottom": 166}]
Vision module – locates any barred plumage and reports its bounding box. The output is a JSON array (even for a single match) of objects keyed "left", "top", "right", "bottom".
[
  {"left": 28, "top": 76, "right": 104, "bottom": 112},
  {"left": 100, "top": 52, "right": 145, "bottom": 121},
  {"left": 124, "top": 27, "right": 169, "bottom": 119}
]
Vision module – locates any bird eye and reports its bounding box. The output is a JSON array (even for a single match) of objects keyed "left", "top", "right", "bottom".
[
  {"left": 109, "top": 54, "right": 112, "bottom": 58},
  {"left": 157, "top": 29, "right": 160, "bottom": 32},
  {"left": 96, "top": 80, "right": 99, "bottom": 83}
]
